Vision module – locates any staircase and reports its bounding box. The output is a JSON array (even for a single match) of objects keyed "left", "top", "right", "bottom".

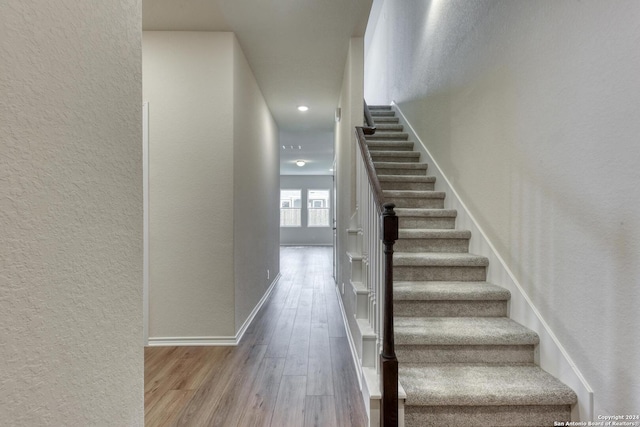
[{"left": 365, "top": 106, "right": 577, "bottom": 427}]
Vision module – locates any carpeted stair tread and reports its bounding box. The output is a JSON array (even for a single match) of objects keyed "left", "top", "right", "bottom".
[
  {"left": 399, "top": 229, "right": 471, "bottom": 239},
  {"left": 395, "top": 317, "right": 539, "bottom": 345},
  {"left": 374, "top": 123, "right": 404, "bottom": 131},
  {"left": 384, "top": 190, "right": 446, "bottom": 199},
  {"left": 395, "top": 208, "right": 457, "bottom": 218},
  {"left": 394, "top": 252, "right": 489, "bottom": 267},
  {"left": 371, "top": 152, "right": 421, "bottom": 163},
  {"left": 370, "top": 110, "right": 395, "bottom": 117},
  {"left": 368, "top": 105, "right": 392, "bottom": 110},
  {"left": 375, "top": 161, "right": 428, "bottom": 169},
  {"left": 394, "top": 281, "right": 511, "bottom": 301},
  {"left": 367, "top": 139, "right": 414, "bottom": 144},
  {"left": 366, "top": 132, "right": 409, "bottom": 140},
  {"left": 372, "top": 116, "right": 400, "bottom": 123},
  {"left": 399, "top": 364, "right": 577, "bottom": 407},
  {"left": 379, "top": 175, "right": 436, "bottom": 183},
  {"left": 366, "top": 141, "right": 414, "bottom": 150},
  {"left": 371, "top": 150, "right": 420, "bottom": 158}
]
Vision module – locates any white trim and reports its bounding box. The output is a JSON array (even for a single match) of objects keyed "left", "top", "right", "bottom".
[
  {"left": 279, "top": 244, "right": 333, "bottom": 247},
  {"left": 142, "top": 102, "right": 149, "bottom": 346},
  {"left": 235, "top": 273, "right": 282, "bottom": 343},
  {"left": 337, "top": 263, "right": 411, "bottom": 427},
  {"left": 393, "top": 101, "right": 594, "bottom": 421},
  {"left": 334, "top": 284, "right": 363, "bottom": 389},
  {"left": 148, "top": 336, "right": 238, "bottom": 346},
  {"left": 363, "top": 367, "right": 379, "bottom": 427},
  {"left": 147, "top": 273, "right": 282, "bottom": 347}
]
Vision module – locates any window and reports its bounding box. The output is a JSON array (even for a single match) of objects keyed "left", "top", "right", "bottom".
[
  {"left": 308, "top": 189, "right": 330, "bottom": 227},
  {"left": 280, "top": 190, "right": 301, "bottom": 227}
]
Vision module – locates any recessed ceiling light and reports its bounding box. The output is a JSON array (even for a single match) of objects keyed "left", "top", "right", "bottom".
[
  {"left": 297, "top": 105, "right": 309, "bottom": 112},
  {"left": 296, "top": 160, "right": 306, "bottom": 167}
]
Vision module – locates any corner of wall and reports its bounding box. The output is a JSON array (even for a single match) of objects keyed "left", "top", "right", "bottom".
[
  {"left": 231, "top": 37, "right": 280, "bottom": 335},
  {"left": 334, "top": 37, "right": 367, "bottom": 401}
]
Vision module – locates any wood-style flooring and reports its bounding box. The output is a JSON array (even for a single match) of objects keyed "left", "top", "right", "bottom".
[{"left": 144, "top": 246, "right": 368, "bottom": 427}]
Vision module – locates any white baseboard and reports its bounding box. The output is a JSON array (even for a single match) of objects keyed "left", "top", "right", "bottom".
[
  {"left": 334, "top": 281, "right": 407, "bottom": 427},
  {"left": 148, "top": 336, "right": 238, "bottom": 346},
  {"left": 393, "top": 101, "right": 594, "bottom": 421},
  {"left": 335, "top": 282, "right": 379, "bottom": 426},
  {"left": 147, "top": 273, "right": 282, "bottom": 347},
  {"left": 279, "top": 243, "right": 333, "bottom": 246},
  {"left": 334, "top": 283, "right": 363, "bottom": 390},
  {"left": 235, "top": 273, "right": 282, "bottom": 343}
]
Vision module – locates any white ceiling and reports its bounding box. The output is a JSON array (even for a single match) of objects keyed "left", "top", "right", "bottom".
[
  {"left": 280, "top": 130, "right": 335, "bottom": 175},
  {"left": 143, "top": 0, "right": 373, "bottom": 174}
]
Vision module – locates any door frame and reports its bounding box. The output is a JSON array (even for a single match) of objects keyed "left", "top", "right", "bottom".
[
  {"left": 332, "top": 159, "right": 337, "bottom": 280},
  {"left": 143, "top": 102, "right": 149, "bottom": 346}
]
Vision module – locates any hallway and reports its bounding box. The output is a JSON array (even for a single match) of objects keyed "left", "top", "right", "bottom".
[{"left": 144, "top": 246, "right": 367, "bottom": 426}]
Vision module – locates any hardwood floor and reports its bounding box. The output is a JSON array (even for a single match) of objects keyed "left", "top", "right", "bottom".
[{"left": 144, "top": 246, "right": 367, "bottom": 427}]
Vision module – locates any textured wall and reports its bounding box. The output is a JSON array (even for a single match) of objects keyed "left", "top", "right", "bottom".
[
  {"left": 365, "top": 0, "right": 640, "bottom": 415},
  {"left": 280, "top": 175, "right": 334, "bottom": 246},
  {"left": 0, "top": 1, "right": 143, "bottom": 425},
  {"left": 232, "top": 36, "right": 281, "bottom": 333},
  {"left": 143, "top": 32, "right": 235, "bottom": 338}
]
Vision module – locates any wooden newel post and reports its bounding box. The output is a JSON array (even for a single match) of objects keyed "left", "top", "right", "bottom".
[{"left": 380, "top": 203, "right": 399, "bottom": 427}]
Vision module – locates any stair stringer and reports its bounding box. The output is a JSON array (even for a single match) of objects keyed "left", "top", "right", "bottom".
[
  {"left": 345, "top": 163, "right": 406, "bottom": 426},
  {"left": 345, "top": 247, "right": 405, "bottom": 427},
  {"left": 392, "top": 101, "right": 594, "bottom": 422},
  {"left": 333, "top": 283, "right": 407, "bottom": 427}
]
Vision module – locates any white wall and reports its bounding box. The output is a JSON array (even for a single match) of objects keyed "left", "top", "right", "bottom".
[
  {"left": 280, "top": 175, "right": 334, "bottom": 246},
  {"left": 365, "top": 0, "right": 640, "bottom": 416},
  {"left": 143, "top": 32, "right": 280, "bottom": 342},
  {"left": 143, "top": 32, "right": 236, "bottom": 338},
  {"left": 335, "top": 37, "right": 365, "bottom": 343},
  {"left": 233, "top": 36, "right": 281, "bottom": 333},
  {"left": 0, "top": 1, "right": 143, "bottom": 425}
]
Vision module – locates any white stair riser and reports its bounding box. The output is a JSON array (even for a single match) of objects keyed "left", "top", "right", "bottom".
[
  {"left": 355, "top": 288, "right": 369, "bottom": 319},
  {"left": 347, "top": 229, "right": 361, "bottom": 253},
  {"left": 362, "top": 335, "right": 377, "bottom": 368},
  {"left": 350, "top": 258, "right": 363, "bottom": 282}
]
